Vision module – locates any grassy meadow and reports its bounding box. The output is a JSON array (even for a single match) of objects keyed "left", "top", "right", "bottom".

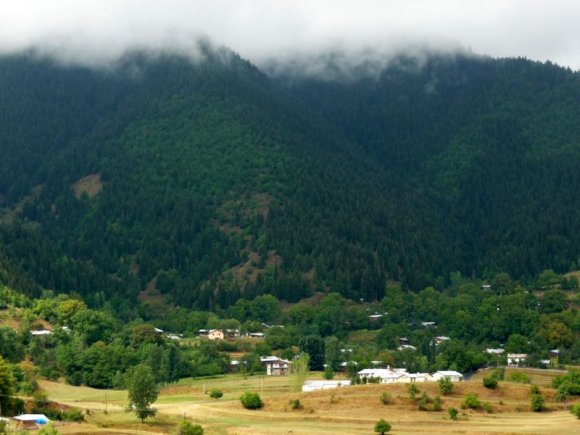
[{"left": 33, "top": 370, "right": 580, "bottom": 435}]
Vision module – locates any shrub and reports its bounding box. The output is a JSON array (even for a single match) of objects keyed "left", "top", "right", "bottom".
[
  {"left": 240, "top": 392, "right": 263, "bottom": 410},
  {"left": 374, "top": 418, "right": 391, "bottom": 434},
  {"left": 507, "top": 372, "right": 530, "bottom": 384},
  {"left": 438, "top": 377, "right": 454, "bottom": 395},
  {"left": 482, "top": 402, "right": 493, "bottom": 413},
  {"left": 530, "top": 386, "right": 544, "bottom": 412},
  {"left": 62, "top": 409, "right": 84, "bottom": 422},
  {"left": 570, "top": 403, "right": 580, "bottom": 419},
  {"left": 418, "top": 392, "right": 431, "bottom": 411},
  {"left": 483, "top": 377, "right": 498, "bottom": 389},
  {"left": 323, "top": 365, "right": 335, "bottom": 380},
  {"left": 407, "top": 384, "right": 420, "bottom": 400},
  {"left": 176, "top": 420, "right": 204, "bottom": 435},
  {"left": 380, "top": 392, "right": 391, "bottom": 405},
  {"left": 448, "top": 407, "right": 459, "bottom": 420},
  {"left": 433, "top": 396, "right": 442, "bottom": 412},
  {"left": 552, "top": 370, "right": 580, "bottom": 394},
  {"left": 462, "top": 393, "right": 481, "bottom": 410},
  {"left": 209, "top": 389, "right": 223, "bottom": 400},
  {"left": 38, "top": 423, "right": 59, "bottom": 435},
  {"left": 289, "top": 399, "right": 303, "bottom": 410},
  {"left": 555, "top": 384, "right": 570, "bottom": 403},
  {"left": 491, "top": 367, "right": 505, "bottom": 381}
]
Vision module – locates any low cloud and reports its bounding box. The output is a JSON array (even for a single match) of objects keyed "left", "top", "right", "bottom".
[{"left": 1, "top": 1, "right": 579, "bottom": 70}]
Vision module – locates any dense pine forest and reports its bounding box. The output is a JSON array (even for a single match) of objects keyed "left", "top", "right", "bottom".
[{"left": 0, "top": 46, "right": 579, "bottom": 315}]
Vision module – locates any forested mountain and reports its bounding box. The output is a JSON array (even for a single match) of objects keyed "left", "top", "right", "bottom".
[{"left": 0, "top": 46, "right": 578, "bottom": 311}]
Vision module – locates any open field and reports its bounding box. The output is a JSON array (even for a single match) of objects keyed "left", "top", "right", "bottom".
[
  {"left": 35, "top": 371, "right": 580, "bottom": 435},
  {"left": 37, "top": 369, "right": 580, "bottom": 435}
]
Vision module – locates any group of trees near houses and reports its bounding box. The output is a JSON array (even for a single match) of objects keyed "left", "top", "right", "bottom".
[
  {"left": 0, "top": 49, "right": 578, "bottom": 313},
  {"left": 0, "top": 265, "right": 576, "bottom": 399}
]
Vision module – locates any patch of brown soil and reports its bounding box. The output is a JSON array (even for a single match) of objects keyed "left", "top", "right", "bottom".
[{"left": 73, "top": 173, "right": 103, "bottom": 199}]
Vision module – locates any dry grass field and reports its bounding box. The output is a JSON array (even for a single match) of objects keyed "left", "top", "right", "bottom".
[{"left": 35, "top": 371, "right": 580, "bottom": 435}]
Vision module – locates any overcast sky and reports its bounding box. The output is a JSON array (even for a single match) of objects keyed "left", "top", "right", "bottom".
[{"left": 1, "top": 0, "right": 580, "bottom": 70}]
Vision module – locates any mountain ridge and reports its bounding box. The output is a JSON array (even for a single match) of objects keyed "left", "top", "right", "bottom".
[{"left": 0, "top": 48, "right": 578, "bottom": 310}]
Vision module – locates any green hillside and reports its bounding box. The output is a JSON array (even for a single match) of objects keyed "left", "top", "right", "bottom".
[{"left": 0, "top": 48, "right": 579, "bottom": 310}]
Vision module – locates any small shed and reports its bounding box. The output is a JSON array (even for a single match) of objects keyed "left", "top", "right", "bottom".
[{"left": 13, "top": 414, "right": 49, "bottom": 429}]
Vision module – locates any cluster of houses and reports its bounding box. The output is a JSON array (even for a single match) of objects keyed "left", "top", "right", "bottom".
[
  {"left": 247, "top": 354, "right": 464, "bottom": 392},
  {"left": 357, "top": 368, "right": 463, "bottom": 384},
  {"left": 198, "top": 325, "right": 277, "bottom": 340},
  {"left": 485, "top": 348, "right": 560, "bottom": 367},
  {"left": 301, "top": 368, "right": 463, "bottom": 392}
]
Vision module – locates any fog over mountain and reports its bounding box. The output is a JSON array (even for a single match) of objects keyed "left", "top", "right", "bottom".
[{"left": 2, "top": 1, "right": 580, "bottom": 70}]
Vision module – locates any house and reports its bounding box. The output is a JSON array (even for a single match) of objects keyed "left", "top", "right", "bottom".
[
  {"left": 421, "top": 321, "right": 436, "bottom": 328},
  {"left": 225, "top": 329, "right": 240, "bottom": 338},
  {"left": 398, "top": 337, "right": 410, "bottom": 346},
  {"left": 30, "top": 330, "right": 52, "bottom": 336},
  {"left": 397, "top": 344, "right": 417, "bottom": 351},
  {"left": 434, "top": 336, "right": 450, "bottom": 345},
  {"left": 482, "top": 284, "right": 492, "bottom": 291},
  {"left": 166, "top": 334, "right": 181, "bottom": 340},
  {"left": 154, "top": 327, "right": 164, "bottom": 333},
  {"left": 401, "top": 372, "right": 430, "bottom": 383},
  {"left": 208, "top": 329, "right": 224, "bottom": 340},
  {"left": 358, "top": 368, "right": 407, "bottom": 383},
  {"left": 302, "top": 380, "right": 351, "bottom": 392},
  {"left": 248, "top": 332, "right": 264, "bottom": 338},
  {"left": 368, "top": 314, "right": 384, "bottom": 321},
  {"left": 430, "top": 371, "right": 463, "bottom": 382},
  {"left": 228, "top": 360, "right": 247, "bottom": 373},
  {"left": 507, "top": 353, "right": 528, "bottom": 366},
  {"left": 260, "top": 356, "right": 290, "bottom": 376},
  {"left": 485, "top": 348, "right": 505, "bottom": 355},
  {"left": 13, "top": 414, "right": 49, "bottom": 429},
  {"left": 338, "top": 361, "right": 358, "bottom": 372}
]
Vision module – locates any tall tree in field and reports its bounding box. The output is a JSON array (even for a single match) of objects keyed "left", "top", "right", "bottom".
[
  {"left": 290, "top": 353, "right": 310, "bottom": 392},
  {"left": 126, "top": 364, "right": 159, "bottom": 422}
]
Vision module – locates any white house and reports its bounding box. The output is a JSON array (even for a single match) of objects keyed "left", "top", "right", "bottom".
[
  {"left": 208, "top": 329, "right": 224, "bottom": 340},
  {"left": 261, "top": 356, "right": 290, "bottom": 376},
  {"left": 302, "top": 380, "right": 351, "bottom": 392},
  {"left": 358, "top": 368, "right": 431, "bottom": 384},
  {"left": 430, "top": 371, "right": 463, "bottom": 382},
  {"left": 434, "top": 336, "right": 450, "bottom": 345},
  {"left": 402, "top": 372, "right": 430, "bottom": 383},
  {"left": 507, "top": 353, "right": 528, "bottom": 366},
  {"left": 397, "top": 344, "right": 417, "bottom": 351},
  {"left": 358, "top": 368, "right": 407, "bottom": 383},
  {"left": 30, "top": 330, "right": 52, "bottom": 336},
  {"left": 485, "top": 348, "right": 505, "bottom": 355}
]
